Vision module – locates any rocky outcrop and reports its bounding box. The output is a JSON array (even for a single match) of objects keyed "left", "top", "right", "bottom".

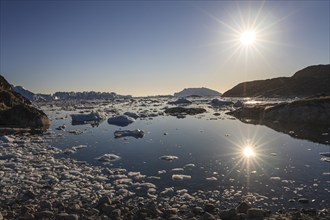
[
  {"left": 13, "top": 85, "right": 36, "bottom": 101},
  {"left": 165, "top": 107, "right": 206, "bottom": 115},
  {"left": 222, "top": 64, "right": 330, "bottom": 98},
  {"left": 227, "top": 96, "right": 330, "bottom": 144},
  {"left": 0, "top": 75, "right": 50, "bottom": 128},
  {"left": 174, "top": 87, "right": 222, "bottom": 97}
]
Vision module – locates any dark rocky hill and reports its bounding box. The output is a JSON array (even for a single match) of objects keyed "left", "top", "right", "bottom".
[
  {"left": 222, "top": 64, "right": 330, "bottom": 98},
  {"left": 174, "top": 87, "right": 221, "bottom": 97},
  {"left": 0, "top": 75, "right": 50, "bottom": 128},
  {"left": 227, "top": 96, "right": 330, "bottom": 144}
]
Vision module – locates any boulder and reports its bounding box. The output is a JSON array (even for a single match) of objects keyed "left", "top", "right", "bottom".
[
  {"left": 210, "top": 99, "right": 233, "bottom": 107},
  {"left": 247, "top": 208, "right": 263, "bottom": 218},
  {"left": 165, "top": 107, "right": 206, "bottom": 115},
  {"left": 0, "top": 75, "right": 50, "bottom": 128},
  {"left": 236, "top": 202, "right": 251, "bottom": 214}
]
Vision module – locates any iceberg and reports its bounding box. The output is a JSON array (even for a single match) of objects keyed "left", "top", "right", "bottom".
[
  {"left": 168, "top": 98, "right": 192, "bottom": 105},
  {"left": 71, "top": 111, "right": 105, "bottom": 124},
  {"left": 108, "top": 115, "right": 135, "bottom": 127}
]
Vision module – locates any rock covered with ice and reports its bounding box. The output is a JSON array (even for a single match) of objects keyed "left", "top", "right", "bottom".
[
  {"left": 114, "top": 129, "right": 145, "bottom": 139},
  {"left": 71, "top": 111, "right": 105, "bottom": 123},
  {"left": 210, "top": 98, "right": 234, "bottom": 107},
  {"left": 124, "top": 112, "right": 139, "bottom": 119},
  {"left": 108, "top": 115, "right": 135, "bottom": 127},
  {"left": 233, "top": 100, "right": 244, "bottom": 107}
]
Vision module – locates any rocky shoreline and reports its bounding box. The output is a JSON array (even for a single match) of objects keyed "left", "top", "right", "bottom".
[{"left": 0, "top": 134, "right": 329, "bottom": 220}]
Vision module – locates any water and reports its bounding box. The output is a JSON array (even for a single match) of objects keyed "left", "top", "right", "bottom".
[{"left": 43, "top": 98, "right": 330, "bottom": 209}]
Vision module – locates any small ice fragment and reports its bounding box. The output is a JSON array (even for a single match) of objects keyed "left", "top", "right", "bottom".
[
  {"left": 159, "top": 155, "right": 179, "bottom": 161},
  {"left": 206, "top": 177, "right": 217, "bottom": 181},
  {"left": 172, "top": 174, "right": 191, "bottom": 181},
  {"left": 96, "top": 154, "right": 121, "bottom": 162}
]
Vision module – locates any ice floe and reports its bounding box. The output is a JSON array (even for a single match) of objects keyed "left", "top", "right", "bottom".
[
  {"left": 108, "top": 115, "right": 135, "bottom": 127},
  {"left": 96, "top": 154, "right": 121, "bottom": 162},
  {"left": 159, "top": 155, "right": 179, "bottom": 161},
  {"left": 172, "top": 174, "right": 191, "bottom": 181}
]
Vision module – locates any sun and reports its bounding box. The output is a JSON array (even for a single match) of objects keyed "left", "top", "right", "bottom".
[
  {"left": 243, "top": 146, "right": 255, "bottom": 157},
  {"left": 240, "top": 31, "right": 256, "bottom": 46}
]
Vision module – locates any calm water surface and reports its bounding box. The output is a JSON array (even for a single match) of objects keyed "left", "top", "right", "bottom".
[{"left": 43, "top": 99, "right": 330, "bottom": 209}]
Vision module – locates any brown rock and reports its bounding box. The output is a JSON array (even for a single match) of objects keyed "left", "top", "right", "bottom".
[
  {"left": 0, "top": 75, "right": 50, "bottom": 128},
  {"left": 247, "top": 208, "right": 263, "bottom": 218},
  {"left": 236, "top": 202, "right": 251, "bottom": 214}
]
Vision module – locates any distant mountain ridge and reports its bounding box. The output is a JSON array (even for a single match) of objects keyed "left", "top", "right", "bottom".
[
  {"left": 174, "top": 87, "right": 221, "bottom": 97},
  {"left": 222, "top": 64, "right": 330, "bottom": 98},
  {"left": 12, "top": 86, "right": 131, "bottom": 101}
]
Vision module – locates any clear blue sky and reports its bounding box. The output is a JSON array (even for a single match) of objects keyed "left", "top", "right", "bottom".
[{"left": 1, "top": 0, "right": 329, "bottom": 96}]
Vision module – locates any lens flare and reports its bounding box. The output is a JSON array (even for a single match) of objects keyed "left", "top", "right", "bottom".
[
  {"left": 243, "top": 146, "right": 255, "bottom": 157},
  {"left": 240, "top": 31, "right": 256, "bottom": 46}
]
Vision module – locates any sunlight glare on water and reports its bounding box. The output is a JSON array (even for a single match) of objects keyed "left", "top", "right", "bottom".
[{"left": 243, "top": 146, "right": 255, "bottom": 157}]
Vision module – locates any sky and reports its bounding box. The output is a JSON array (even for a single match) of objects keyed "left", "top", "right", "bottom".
[{"left": 0, "top": 1, "right": 329, "bottom": 96}]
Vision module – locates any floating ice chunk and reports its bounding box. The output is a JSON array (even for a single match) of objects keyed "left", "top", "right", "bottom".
[
  {"left": 320, "top": 157, "right": 330, "bottom": 162},
  {"left": 72, "top": 144, "right": 87, "bottom": 150},
  {"left": 206, "top": 177, "right": 218, "bottom": 181},
  {"left": 159, "top": 155, "right": 179, "bottom": 161},
  {"left": 160, "top": 187, "right": 174, "bottom": 195},
  {"left": 168, "top": 98, "right": 192, "bottom": 105},
  {"left": 172, "top": 168, "right": 184, "bottom": 172},
  {"left": 96, "top": 154, "right": 121, "bottom": 162},
  {"left": 320, "top": 152, "right": 330, "bottom": 157},
  {"left": 183, "top": 163, "right": 195, "bottom": 169},
  {"left": 172, "top": 174, "right": 191, "bottom": 181},
  {"left": 71, "top": 111, "right": 105, "bottom": 123},
  {"left": 114, "top": 129, "right": 144, "bottom": 139},
  {"left": 108, "top": 115, "right": 135, "bottom": 127},
  {"left": 158, "top": 170, "right": 166, "bottom": 174},
  {"left": 270, "top": 177, "right": 281, "bottom": 181}
]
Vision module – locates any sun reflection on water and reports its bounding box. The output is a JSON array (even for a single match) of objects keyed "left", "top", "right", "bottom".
[{"left": 243, "top": 146, "right": 255, "bottom": 158}]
